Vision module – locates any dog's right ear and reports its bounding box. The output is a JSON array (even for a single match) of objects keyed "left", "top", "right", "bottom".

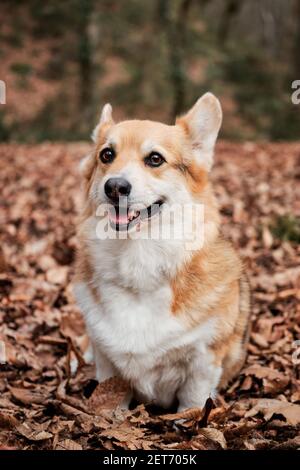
[
  {"left": 91, "top": 103, "right": 114, "bottom": 143},
  {"left": 80, "top": 104, "right": 114, "bottom": 180}
]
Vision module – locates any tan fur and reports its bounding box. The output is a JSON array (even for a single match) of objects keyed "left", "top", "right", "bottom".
[
  {"left": 74, "top": 243, "right": 101, "bottom": 304},
  {"left": 170, "top": 233, "right": 250, "bottom": 387}
]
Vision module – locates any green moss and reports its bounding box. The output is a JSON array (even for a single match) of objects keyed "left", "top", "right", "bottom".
[
  {"left": 271, "top": 215, "right": 300, "bottom": 244},
  {"left": 10, "top": 62, "right": 33, "bottom": 77},
  {"left": 0, "top": 111, "right": 10, "bottom": 142}
]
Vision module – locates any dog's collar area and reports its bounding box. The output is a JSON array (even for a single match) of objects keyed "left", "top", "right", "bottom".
[{"left": 108, "top": 199, "right": 164, "bottom": 231}]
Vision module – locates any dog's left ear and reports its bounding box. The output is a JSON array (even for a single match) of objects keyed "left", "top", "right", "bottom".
[
  {"left": 177, "top": 93, "right": 222, "bottom": 170},
  {"left": 91, "top": 103, "right": 114, "bottom": 143}
]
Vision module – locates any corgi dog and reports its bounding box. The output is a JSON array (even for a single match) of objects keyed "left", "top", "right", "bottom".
[{"left": 74, "top": 93, "right": 250, "bottom": 411}]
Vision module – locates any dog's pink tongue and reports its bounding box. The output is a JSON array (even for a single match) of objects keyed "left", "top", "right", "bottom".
[{"left": 109, "top": 210, "right": 128, "bottom": 225}]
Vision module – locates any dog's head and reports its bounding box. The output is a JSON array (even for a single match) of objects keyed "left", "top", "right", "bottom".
[{"left": 81, "top": 93, "right": 222, "bottom": 232}]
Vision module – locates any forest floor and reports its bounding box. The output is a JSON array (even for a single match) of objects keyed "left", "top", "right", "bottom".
[{"left": 0, "top": 142, "right": 299, "bottom": 450}]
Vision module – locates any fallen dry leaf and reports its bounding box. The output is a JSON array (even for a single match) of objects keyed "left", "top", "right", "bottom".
[
  {"left": 16, "top": 423, "right": 53, "bottom": 441},
  {"left": 0, "top": 411, "right": 19, "bottom": 429},
  {"left": 9, "top": 386, "right": 48, "bottom": 405},
  {"left": 86, "top": 377, "right": 130, "bottom": 413},
  {"left": 272, "top": 435, "right": 300, "bottom": 450},
  {"left": 55, "top": 439, "right": 83, "bottom": 450},
  {"left": 245, "top": 399, "right": 300, "bottom": 426},
  {"left": 198, "top": 427, "right": 227, "bottom": 449},
  {"left": 242, "top": 365, "right": 289, "bottom": 394},
  {"left": 162, "top": 407, "right": 203, "bottom": 422},
  {"left": 100, "top": 421, "right": 147, "bottom": 450}
]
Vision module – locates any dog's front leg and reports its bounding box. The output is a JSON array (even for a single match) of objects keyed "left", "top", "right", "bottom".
[
  {"left": 177, "top": 357, "right": 222, "bottom": 412},
  {"left": 94, "top": 346, "right": 116, "bottom": 383}
]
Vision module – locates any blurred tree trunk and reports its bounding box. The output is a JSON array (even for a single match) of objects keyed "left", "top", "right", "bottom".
[
  {"left": 258, "top": 0, "right": 277, "bottom": 57},
  {"left": 76, "top": 0, "right": 94, "bottom": 129},
  {"left": 158, "top": 0, "right": 194, "bottom": 118},
  {"left": 218, "top": 0, "right": 243, "bottom": 45},
  {"left": 294, "top": 0, "right": 300, "bottom": 78}
]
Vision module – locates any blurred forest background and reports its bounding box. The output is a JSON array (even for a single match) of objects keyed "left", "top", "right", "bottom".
[{"left": 0, "top": 0, "right": 300, "bottom": 142}]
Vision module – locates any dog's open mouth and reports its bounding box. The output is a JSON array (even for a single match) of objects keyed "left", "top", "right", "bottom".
[{"left": 108, "top": 200, "right": 164, "bottom": 231}]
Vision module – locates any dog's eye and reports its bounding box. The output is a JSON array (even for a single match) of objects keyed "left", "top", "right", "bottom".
[
  {"left": 145, "top": 152, "right": 165, "bottom": 168},
  {"left": 99, "top": 147, "right": 115, "bottom": 164}
]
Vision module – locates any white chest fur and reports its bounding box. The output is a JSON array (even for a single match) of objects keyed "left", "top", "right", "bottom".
[{"left": 74, "top": 234, "right": 217, "bottom": 407}]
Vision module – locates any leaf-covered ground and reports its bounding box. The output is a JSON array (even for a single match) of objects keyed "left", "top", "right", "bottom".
[{"left": 0, "top": 142, "right": 299, "bottom": 450}]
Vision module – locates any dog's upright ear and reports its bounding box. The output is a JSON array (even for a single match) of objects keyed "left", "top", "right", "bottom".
[
  {"left": 177, "top": 93, "right": 222, "bottom": 170},
  {"left": 91, "top": 103, "right": 114, "bottom": 143},
  {"left": 79, "top": 104, "right": 114, "bottom": 180}
]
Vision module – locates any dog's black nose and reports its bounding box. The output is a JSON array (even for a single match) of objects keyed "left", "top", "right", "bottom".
[{"left": 104, "top": 177, "right": 132, "bottom": 201}]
